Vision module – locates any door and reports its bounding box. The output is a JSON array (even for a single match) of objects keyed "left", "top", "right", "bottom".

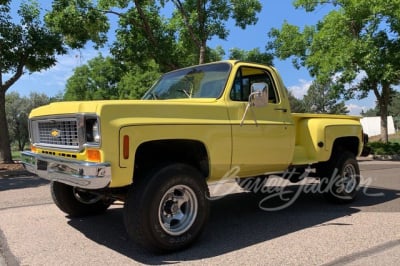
[{"left": 227, "top": 65, "right": 294, "bottom": 177}]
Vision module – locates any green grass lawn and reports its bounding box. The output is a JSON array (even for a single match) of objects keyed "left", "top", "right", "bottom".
[{"left": 12, "top": 150, "right": 22, "bottom": 161}]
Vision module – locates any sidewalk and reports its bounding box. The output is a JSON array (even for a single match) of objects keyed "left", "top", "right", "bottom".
[{"left": 358, "top": 155, "right": 400, "bottom": 162}]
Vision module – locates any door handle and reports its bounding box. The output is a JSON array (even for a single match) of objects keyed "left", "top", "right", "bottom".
[{"left": 274, "top": 108, "right": 288, "bottom": 113}]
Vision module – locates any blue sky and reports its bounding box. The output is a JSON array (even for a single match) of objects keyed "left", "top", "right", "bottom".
[{"left": 6, "top": 0, "right": 375, "bottom": 114}]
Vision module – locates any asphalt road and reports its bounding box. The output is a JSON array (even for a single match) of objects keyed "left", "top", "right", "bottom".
[{"left": 0, "top": 160, "right": 399, "bottom": 265}]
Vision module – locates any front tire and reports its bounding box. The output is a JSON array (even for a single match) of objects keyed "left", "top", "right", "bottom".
[
  {"left": 51, "top": 181, "right": 111, "bottom": 217},
  {"left": 123, "top": 163, "right": 209, "bottom": 253}
]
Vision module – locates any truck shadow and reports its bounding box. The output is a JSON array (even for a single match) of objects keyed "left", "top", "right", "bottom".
[
  {"left": 0, "top": 173, "right": 49, "bottom": 191},
  {"left": 67, "top": 185, "right": 400, "bottom": 264}
]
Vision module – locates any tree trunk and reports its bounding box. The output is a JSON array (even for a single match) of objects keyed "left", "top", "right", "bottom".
[
  {"left": 18, "top": 138, "right": 24, "bottom": 152},
  {"left": 380, "top": 104, "right": 389, "bottom": 143},
  {"left": 379, "top": 83, "right": 391, "bottom": 143},
  {"left": 0, "top": 89, "right": 13, "bottom": 163},
  {"left": 199, "top": 41, "right": 206, "bottom": 65}
]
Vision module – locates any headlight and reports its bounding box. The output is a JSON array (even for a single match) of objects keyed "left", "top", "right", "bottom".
[
  {"left": 86, "top": 118, "right": 101, "bottom": 144},
  {"left": 92, "top": 121, "right": 101, "bottom": 142}
]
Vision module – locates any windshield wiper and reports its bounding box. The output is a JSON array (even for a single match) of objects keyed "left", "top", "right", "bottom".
[
  {"left": 178, "top": 89, "right": 192, "bottom": 98},
  {"left": 150, "top": 92, "right": 158, "bottom": 99}
]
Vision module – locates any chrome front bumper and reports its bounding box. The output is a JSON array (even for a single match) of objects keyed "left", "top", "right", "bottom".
[{"left": 21, "top": 151, "right": 111, "bottom": 189}]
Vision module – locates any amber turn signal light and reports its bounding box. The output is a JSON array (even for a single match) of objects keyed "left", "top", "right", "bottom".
[
  {"left": 123, "top": 135, "right": 129, "bottom": 160},
  {"left": 87, "top": 149, "right": 101, "bottom": 162}
]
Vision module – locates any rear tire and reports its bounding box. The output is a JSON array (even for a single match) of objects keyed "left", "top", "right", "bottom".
[
  {"left": 123, "top": 163, "right": 209, "bottom": 253},
  {"left": 319, "top": 151, "right": 360, "bottom": 203},
  {"left": 51, "top": 181, "right": 111, "bottom": 217}
]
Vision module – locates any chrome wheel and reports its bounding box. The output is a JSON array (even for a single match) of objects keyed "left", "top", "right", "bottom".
[
  {"left": 123, "top": 163, "right": 209, "bottom": 252},
  {"left": 322, "top": 151, "right": 360, "bottom": 203},
  {"left": 158, "top": 185, "right": 198, "bottom": 236},
  {"left": 342, "top": 163, "right": 358, "bottom": 194}
]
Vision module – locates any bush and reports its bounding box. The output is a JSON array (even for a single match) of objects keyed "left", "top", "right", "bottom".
[{"left": 368, "top": 142, "right": 400, "bottom": 155}]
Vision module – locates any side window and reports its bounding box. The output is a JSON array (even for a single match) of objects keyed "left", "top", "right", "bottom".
[
  {"left": 230, "top": 67, "right": 279, "bottom": 103},
  {"left": 230, "top": 70, "right": 244, "bottom": 101}
]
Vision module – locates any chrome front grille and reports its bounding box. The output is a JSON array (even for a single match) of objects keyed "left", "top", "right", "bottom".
[
  {"left": 31, "top": 116, "right": 84, "bottom": 150},
  {"left": 38, "top": 120, "right": 79, "bottom": 147}
]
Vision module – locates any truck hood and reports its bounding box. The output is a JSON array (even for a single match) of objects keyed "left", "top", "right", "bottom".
[{"left": 29, "top": 99, "right": 228, "bottom": 124}]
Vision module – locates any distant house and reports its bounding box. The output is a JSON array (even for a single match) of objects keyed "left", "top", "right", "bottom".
[{"left": 360, "top": 116, "right": 396, "bottom": 136}]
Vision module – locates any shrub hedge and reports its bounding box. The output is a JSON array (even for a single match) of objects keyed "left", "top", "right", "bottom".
[{"left": 368, "top": 142, "right": 400, "bottom": 155}]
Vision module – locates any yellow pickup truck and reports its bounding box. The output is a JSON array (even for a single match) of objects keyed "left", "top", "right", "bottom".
[{"left": 22, "top": 60, "right": 366, "bottom": 252}]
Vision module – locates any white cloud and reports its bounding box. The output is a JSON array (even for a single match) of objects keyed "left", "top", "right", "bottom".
[
  {"left": 6, "top": 47, "right": 108, "bottom": 97},
  {"left": 346, "top": 103, "right": 367, "bottom": 115},
  {"left": 287, "top": 79, "right": 312, "bottom": 99},
  {"left": 333, "top": 70, "right": 368, "bottom": 92}
]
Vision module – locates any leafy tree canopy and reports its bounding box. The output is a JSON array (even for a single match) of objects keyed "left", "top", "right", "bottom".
[
  {"left": 45, "top": 0, "right": 262, "bottom": 71},
  {"left": 6, "top": 92, "right": 52, "bottom": 151},
  {"left": 228, "top": 47, "right": 273, "bottom": 65},
  {"left": 268, "top": 0, "right": 400, "bottom": 142},
  {"left": 64, "top": 54, "right": 161, "bottom": 100},
  {"left": 303, "top": 80, "right": 348, "bottom": 114},
  {"left": 287, "top": 89, "right": 306, "bottom": 113},
  {"left": 0, "top": 0, "right": 66, "bottom": 163}
]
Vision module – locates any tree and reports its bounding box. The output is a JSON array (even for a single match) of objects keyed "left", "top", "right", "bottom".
[
  {"left": 64, "top": 54, "right": 125, "bottom": 100},
  {"left": 117, "top": 61, "right": 162, "bottom": 99},
  {"left": 268, "top": 0, "right": 400, "bottom": 142},
  {"left": 6, "top": 92, "right": 51, "bottom": 151},
  {"left": 206, "top": 45, "right": 225, "bottom": 63},
  {"left": 228, "top": 47, "right": 273, "bottom": 65},
  {"left": 169, "top": 0, "right": 262, "bottom": 64},
  {"left": 303, "top": 80, "right": 348, "bottom": 114},
  {"left": 64, "top": 55, "right": 162, "bottom": 100},
  {"left": 45, "top": 0, "right": 262, "bottom": 71},
  {"left": 0, "top": 0, "right": 66, "bottom": 163},
  {"left": 287, "top": 90, "right": 306, "bottom": 113},
  {"left": 5, "top": 92, "right": 28, "bottom": 151},
  {"left": 361, "top": 108, "right": 378, "bottom": 117}
]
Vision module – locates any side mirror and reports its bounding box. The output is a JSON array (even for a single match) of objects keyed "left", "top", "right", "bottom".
[
  {"left": 249, "top": 82, "right": 268, "bottom": 107},
  {"left": 240, "top": 82, "right": 269, "bottom": 127}
]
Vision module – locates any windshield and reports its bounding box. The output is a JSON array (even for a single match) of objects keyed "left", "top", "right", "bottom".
[{"left": 142, "top": 62, "right": 231, "bottom": 100}]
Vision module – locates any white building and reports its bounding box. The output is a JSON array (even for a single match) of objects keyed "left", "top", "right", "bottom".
[{"left": 360, "top": 116, "right": 396, "bottom": 136}]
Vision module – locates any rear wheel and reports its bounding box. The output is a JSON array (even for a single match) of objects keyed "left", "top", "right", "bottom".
[
  {"left": 319, "top": 151, "right": 360, "bottom": 203},
  {"left": 51, "top": 181, "right": 112, "bottom": 217},
  {"left": 123, "top": 163, "right": 209, "bottom": 253}
]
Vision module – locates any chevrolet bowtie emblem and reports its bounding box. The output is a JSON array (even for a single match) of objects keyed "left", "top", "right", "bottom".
[{"left": 50, "top": 129, "right": 61, "bottom": 138}]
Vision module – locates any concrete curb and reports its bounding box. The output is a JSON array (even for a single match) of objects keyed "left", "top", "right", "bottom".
[{"left": 373, "top": 154, "right": 400, "bottom": 161}]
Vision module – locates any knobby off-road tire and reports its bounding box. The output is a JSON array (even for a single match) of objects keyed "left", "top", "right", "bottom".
[
  {"left": 123, "top": 163, "right": 210, "bottom": 253},
  {"left": 319, "top": 151, "right": 360, "bottom": 203},
  {"left": 51, "top": 181, "right": 112, "bottom": 217}
]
